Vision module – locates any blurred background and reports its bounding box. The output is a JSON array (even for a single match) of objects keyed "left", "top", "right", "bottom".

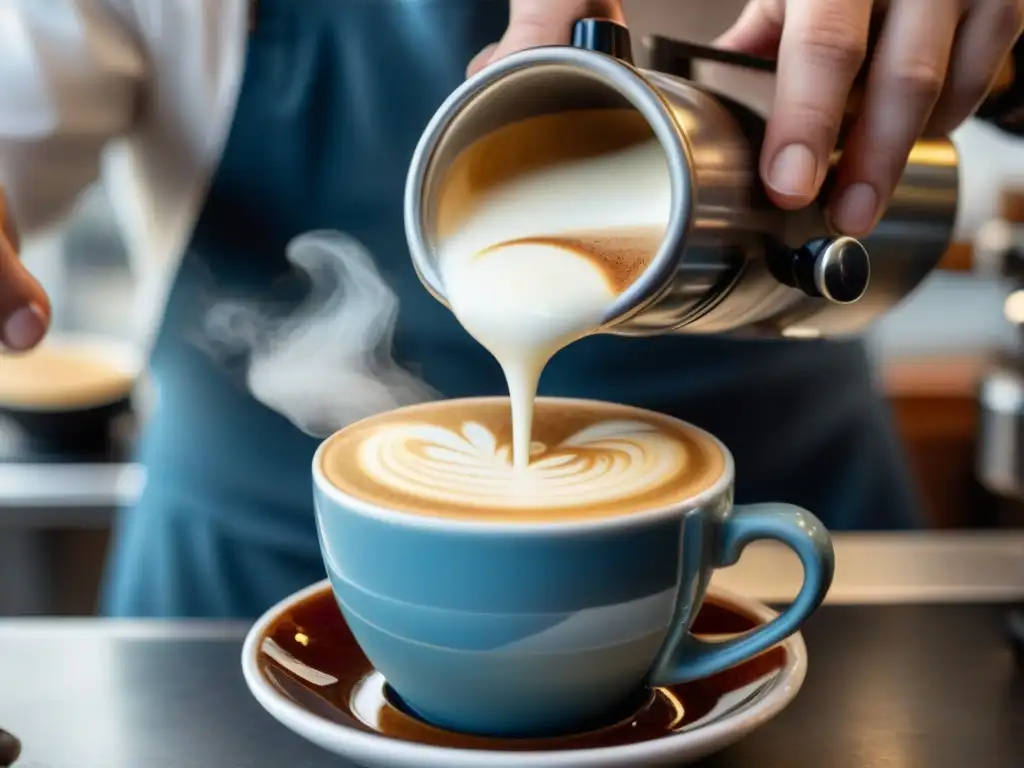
[{"left": 2, "top": 0, "right": 1022, "bottom": 617}]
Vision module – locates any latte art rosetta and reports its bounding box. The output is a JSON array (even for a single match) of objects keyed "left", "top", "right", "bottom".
[{"left": 357, "top": 419, "right": 689, "bottom": 510}]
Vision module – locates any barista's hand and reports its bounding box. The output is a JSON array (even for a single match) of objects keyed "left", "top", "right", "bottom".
[
  {"left": 0, "top": 188, "right": 50, "bottom": 351},
  {"left": 467, "top": 0, "right": 625, "bottom": 76},
  {"left": 716, "top": 0, "right": 1024, "bottom": 235}
]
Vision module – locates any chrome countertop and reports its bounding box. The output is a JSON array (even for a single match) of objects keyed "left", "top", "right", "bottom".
[
  {"left": 0, "top": 462, "right": 144, "bottom": 510},
  {"left": 0, "top": 536, "right": 1019, "bottom": 768},
  {"left": 2, "top": 603, "right": 1018, "bottom": 768},
  {"left": 0, "top": 462, "right": 143, "bottom": 528},
  {"left": 0, "top": 460, "right": 144, "bottom": 514},
  {"left": 711, "top": 531, "right": 1024, "bottom": 604}
]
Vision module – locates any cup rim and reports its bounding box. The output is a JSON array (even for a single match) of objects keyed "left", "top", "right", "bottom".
[{"left": 312, "top": 396, "right": 734, "bottom": 535}]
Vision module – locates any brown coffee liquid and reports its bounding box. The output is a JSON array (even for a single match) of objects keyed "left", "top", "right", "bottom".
[{"left": 320, "top": 398, "right": 725, "bottom": 523}]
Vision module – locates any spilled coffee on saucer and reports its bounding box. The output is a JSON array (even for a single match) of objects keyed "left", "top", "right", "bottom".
[{"left": 322, "top": 108, "right": 720, "bottom": 518}]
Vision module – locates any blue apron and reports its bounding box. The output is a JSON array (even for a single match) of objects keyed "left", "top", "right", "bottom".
[{"left": 101, "top": 0, "right": 920, "bottom": 619}]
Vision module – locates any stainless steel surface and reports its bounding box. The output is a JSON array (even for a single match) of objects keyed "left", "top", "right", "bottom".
[
  {"left": 0, "top": 463, "right": 143, "bottom": 520},
  {"left": 0, "top": 537, "right": 1017, "bottom": 766},
  {"left": 405, "top": 46, "right": 698, "bottom": 328},
  {"left": 405, "top": 23, "right": 960, "bottom": 340},
  {"left": 974, "top": 202, "right": 1024, "bottom": 501},
  {"left": 711, "top": 532, "right": 1024, "bottom": 605},
  {"left": 979, "top": 368, "right": 1024, "bottom": 499},
  {"left": 0, "top": 606, "right": 1020, "bottom": 768},
  {"left": 0, "top": 620, "right": 250, "bottom": 638},
  {"left": 973, "top": 218, "right": 1024, "bottom": 278}
]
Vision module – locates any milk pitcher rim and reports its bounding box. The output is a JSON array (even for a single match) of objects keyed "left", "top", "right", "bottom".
[{"left": 403, "top": 45, "right": 694, "bottom": 331}]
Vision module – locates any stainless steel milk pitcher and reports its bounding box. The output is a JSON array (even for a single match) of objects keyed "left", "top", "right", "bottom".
[{"left": 405, "top": 18, "right": 960, "bottom": 339}]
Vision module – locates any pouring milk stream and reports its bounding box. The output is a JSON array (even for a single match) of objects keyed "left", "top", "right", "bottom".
[{"left": 433, "top": 109, "right": 671, "bottom": 469}]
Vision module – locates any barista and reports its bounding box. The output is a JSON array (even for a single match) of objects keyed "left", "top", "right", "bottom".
[{"left": 0, "top": 0, "right": 1019, "bottom": 618}]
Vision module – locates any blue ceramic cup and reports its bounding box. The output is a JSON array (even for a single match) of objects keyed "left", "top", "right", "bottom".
[{"left": 313, "top": 398, "right": 834, "bottom": 738}]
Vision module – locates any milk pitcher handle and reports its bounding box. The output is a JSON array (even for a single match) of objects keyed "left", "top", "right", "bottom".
[{"left": 649, "top": 504, "right": 835, "bottom": 685}]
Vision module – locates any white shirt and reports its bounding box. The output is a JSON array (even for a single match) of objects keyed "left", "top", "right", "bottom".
[
  {"left": 0, "top": 0, "right": 1018, "bottom": 349},
  {"left": 0, "top": 0, "right": 249, "bottom": 346}
]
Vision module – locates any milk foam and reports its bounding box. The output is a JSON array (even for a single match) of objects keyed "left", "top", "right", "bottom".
[
  {"left": 321, "top": 397, "right": 726, "bottom": 521},
  {"left": 357, "top": 419, "right": 689, "bottom": 510},
  {"left": 436, "top": 122, "right": 671, "bottom": 470}
]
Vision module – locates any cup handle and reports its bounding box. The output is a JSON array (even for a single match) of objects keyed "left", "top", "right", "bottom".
[{"left": 649, "top": 503, "right": 835, "bottom": 685}]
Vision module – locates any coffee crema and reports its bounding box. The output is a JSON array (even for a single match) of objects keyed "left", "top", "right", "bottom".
[
  {"left": 0, "top": 345, "right": 134, "bottom": 410},
  {"left": 320, "top": 398, "right": 724, "bottom": 523}
]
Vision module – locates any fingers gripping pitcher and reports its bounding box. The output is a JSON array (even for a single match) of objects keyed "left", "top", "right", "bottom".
[{"left": 405, "top": 18, "right": 961, "bottom": 341}]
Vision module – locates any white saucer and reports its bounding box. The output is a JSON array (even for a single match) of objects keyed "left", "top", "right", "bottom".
[{"left": 242, "top": 580, "right": 807, "bottom": 768}]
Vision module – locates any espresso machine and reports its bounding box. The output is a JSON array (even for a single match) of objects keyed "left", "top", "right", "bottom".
[
  {"left": 973, "top": 190, "right": 1024, "bottom": 663},
  {"left": 406, "top": 18, "right": 960, "bottom": 341},
  {"left": 975, "top": 191, "right": 1024, "bottom": 505}
]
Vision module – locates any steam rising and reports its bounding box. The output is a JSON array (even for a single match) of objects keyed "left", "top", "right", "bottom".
[{"left": 200, "top": 230, "right": 437, "bottom": 437}]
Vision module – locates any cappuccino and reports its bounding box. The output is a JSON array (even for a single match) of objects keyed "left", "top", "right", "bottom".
[
  {"left": 320, "top": 397, "right": 724, "bottom": 523},
  {"left": 434, "top": 109, "right": 671, "bottom": 469}
]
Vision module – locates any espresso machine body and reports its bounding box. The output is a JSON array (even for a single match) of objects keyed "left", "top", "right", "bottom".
[
  {"left": 974, "top": 198, "right": 1024, "bottom": 500},
  {"left": 972, "top": 192, "right": 1024, "bottom": 662},
  {"left": 405, "top": 19, "right": 961, "bottom": 340}
]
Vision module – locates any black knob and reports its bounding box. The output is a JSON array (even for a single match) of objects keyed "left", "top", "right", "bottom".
[
  {"left": 793, "top": 237, "right": 870, "bottom": 304},
  {"left": 571, "top": 18, "right": 634, "bottom": 64}
]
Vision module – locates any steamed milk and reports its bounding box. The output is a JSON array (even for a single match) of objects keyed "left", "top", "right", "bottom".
[{"left": 434, "top": 109, "right": 672, "bottom": 469}]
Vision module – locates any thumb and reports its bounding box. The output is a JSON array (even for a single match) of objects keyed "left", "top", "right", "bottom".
[
  {"left": 713, "top": 0, "right": 784, "bottom": 59},
  {"left": 467, "top": 0, "right": 626, "bottom": 78},
  {"left": 0, "top": 190, "right": 51, "bottom": 352},
  {"left": 466, "top": 43, "right": 499, "bottom": 78}
]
